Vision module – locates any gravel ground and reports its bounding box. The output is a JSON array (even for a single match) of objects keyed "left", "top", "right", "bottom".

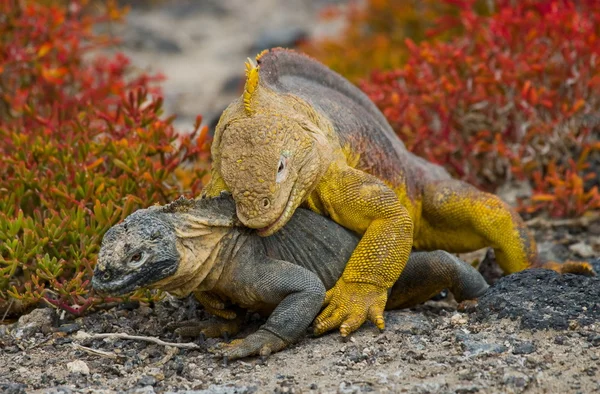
[{"left": 1, "top": 247, "right": 599, "bottom": 393}]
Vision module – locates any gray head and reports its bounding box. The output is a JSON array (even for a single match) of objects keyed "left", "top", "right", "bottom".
[
  {"left": 92, "top": 206, "right": 179, "bottom": 295},
  {"left": 92, "top": 194, "right": 237, "bottom": 295}
]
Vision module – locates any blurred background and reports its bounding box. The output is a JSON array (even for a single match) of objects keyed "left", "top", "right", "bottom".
[{"left": 105, "top": 0, "right": 348, "bottom": 132}]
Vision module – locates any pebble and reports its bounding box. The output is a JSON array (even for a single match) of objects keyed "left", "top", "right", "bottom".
[
  {"left": 512, "top": 341, "right": 536, "bottom": 355},
  {"left": 67, "top": 360, "right": 90, "bottom": 375},
  {"left": 568, "top": 242, "right": 595, "bottom": 258},
  {"left": 15, "top": 308, "right": 56, "bottom": 339},
  {"left": 58, "top": 323, "right": 80, "bottom": 334},
  {"left": 451, "top": 313, "right": 468, "bottom": 325}
]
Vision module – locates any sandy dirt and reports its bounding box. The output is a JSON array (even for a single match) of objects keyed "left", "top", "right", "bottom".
[{"left": 1, "top": 263, "right": 599, "bottom": 393}]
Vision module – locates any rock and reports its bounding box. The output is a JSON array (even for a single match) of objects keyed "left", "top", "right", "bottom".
[
  {"left": 589, "top": 257, "right": 600, "bottom": 274},
  {"left": 503, "top": 370, "right": 530, "bottom": 390},
  {"left": 537, "top": 241, "right": 570, "bottom": 263},
  {"left": 477, "top": 249, "right": 504, "bottom": 285},
  {"left": 0, "top": 383, "right": 27, "bottom": 394},
  {"left": 138, "top": 375, "right": 157, "bottom": 387},
  {"left": 67, "top": 360, "right": 90, "bottom": 375},
  {"left": 15, "top": 308, "right": 56, "bottom": 339},
  {"left": 391, "top": 313, "right": 433, "bottom": 335},
  {"left": 168, "top": 385, "right": 258, "bottom": 394},
  {"left": 512, "top": 341, "right": 536, "bottom": 355},
  {"left": 450, "top": 313, "right": 468, "bottom": 326},
  {"left": 568, "top": 242, "right": 595, "bottom": 258},
  {"left": 455, "top": 332, "right": 507, "bottom": 356},
  {"left": 58, "top": 323, "right": 80, "bottom": 334},
  {"left": 472, "top": 269, "right": 600, "bottom": 330}
]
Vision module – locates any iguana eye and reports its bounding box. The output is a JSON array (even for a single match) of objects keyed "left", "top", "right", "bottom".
[
  {"left": 131, "top": 253, "right": 142, "bottom": 262},
  {"left": 276, "top": 155, "right": 288, "bottom": 183},
  {"left": 128, "top": 252, "right": 146, "bottom": 268}
]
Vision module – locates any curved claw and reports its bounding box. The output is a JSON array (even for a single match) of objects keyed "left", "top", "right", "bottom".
[{"left": 313, "top": 279, "right": 388, "bottom": 337}]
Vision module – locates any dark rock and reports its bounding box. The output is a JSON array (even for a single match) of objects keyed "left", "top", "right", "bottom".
[
  {"left": 15, "top": 308, "right": 56, "bottom": 339},
  {"left": 589, "top": 334, "right": 600, "bottom": 347},
  {"left": 537, "top": 242, "right": 570, "bottom": 263},
  {"left": 137, "top": 376, "right": 157, "bottom": 387},
  {"left": 391, "top": 314, "right": 433, "bottom": 335},
  {"left": 455, "top": 332, "right": 507, "bottom": 356},
  {"left": 169, "top": 385, "right": 258, "bottom": 394},
  {"left": 58, "top": 323, "right": 80, "bottom": 334},
  {"left": 512, "top": 341, "right": 536, "bottom": 355},
  {"left": 0, "top": 382, "right": 27, "bottom": 394},
  {"left": 472, "top": 269, "right": 600, "bottom": 330},
  {"left": 477, "top": 249, "right": 503, "bottom": 285}
]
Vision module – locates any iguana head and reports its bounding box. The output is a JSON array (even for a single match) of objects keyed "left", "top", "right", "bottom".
[
  {"left": 92, "top": 195, "right": 237, "bottom": 296},
  {"left": 92, "top": 206, "right": 180, "bottom": 295},
  {"left": 213, "top": 59, "right": 333, "bottom": 236}
]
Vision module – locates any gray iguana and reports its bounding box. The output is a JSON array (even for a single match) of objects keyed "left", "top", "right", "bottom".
[{"left": 92, "top": 194, "right": 488, "bottom": 359}]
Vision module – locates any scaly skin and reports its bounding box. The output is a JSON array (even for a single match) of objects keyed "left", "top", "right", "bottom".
[
  {"left": 202, "top": 48, "right": 541, "bottom": 337},
  {"left": 92, "top": 195, "right": 490, "bottom": 359}
]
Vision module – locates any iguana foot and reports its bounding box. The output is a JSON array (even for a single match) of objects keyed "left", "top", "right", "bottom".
[
  {"left": 173, "top": 317, "right": 243, "bottom": 339},
  {"left": 212, "top": 329, "right": 288, "bottom": 360},
  {"left": 193, "top": 291, "right": 238, "bottom": 320},
  {"left": 313, "top": 279, "right": 387, "bottom": 337}
]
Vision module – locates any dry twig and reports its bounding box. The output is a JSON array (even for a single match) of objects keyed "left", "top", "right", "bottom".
[{"left": 78, "top": 331, "right": 201, "bottom": 350}]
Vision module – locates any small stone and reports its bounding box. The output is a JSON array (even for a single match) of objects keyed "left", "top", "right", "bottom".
[
  {"left": 58, "top": 323, "right": 80, "bottom": 334},
  {"left": 451, "top": 313, "right": 468, "bottom": 325},
  {"left": 513, "top": 341, "right": 536, "bottom": 355},
  {"left": 554, "top": 336, "right": 566, "bottom": 345},
  {"left": 15, "top": 308, "right": 56, "bottom": 338},
  {"left": 138, "top": 375, "right": 157, "bottom": 387},
  {"left": 503, "top": 370, "right": 530, "bottom": 388},
  {"left": 67, "top": 360, "right": 90, "bottom": 375},
  {"left": 0, "top": 382, "right": 27, "bottom": 394},
  {"left": 569, "top": 242, "right": 595, "bottom": 258}
]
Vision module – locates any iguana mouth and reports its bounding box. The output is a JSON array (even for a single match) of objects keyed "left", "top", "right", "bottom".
[
  {"left": 257, "top": 187, "right": 298, "bottom": 237},
  {"left": 92, "top": 258, "right": 178, "bottom": 295}
]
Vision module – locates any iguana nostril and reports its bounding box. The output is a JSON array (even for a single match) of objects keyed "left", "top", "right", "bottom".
[{"left": 262, "top": 198, "right": 270, "bottom": 208}]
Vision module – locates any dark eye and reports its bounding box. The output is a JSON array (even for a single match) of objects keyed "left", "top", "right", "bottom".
[
  {"left": 131, "top": 253, "right": 142, "bottom": 262},
  {"left": 277, "top": 158, "right": 285, "bottom": 174},
  {"left": 262, "top": 198, "right": 270, "bottom": 208}
]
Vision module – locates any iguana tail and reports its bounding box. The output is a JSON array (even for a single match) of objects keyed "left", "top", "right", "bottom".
[{"left": 540, "top": 260, "right": 596, "bottom": 277}]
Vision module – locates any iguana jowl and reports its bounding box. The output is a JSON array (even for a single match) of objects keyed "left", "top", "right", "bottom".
[
  {"left": 92, "top": 194, "right": 489, "bottom": 359},
  {"left": 201, "top": 48, "right": 544, "bottom": 337}
]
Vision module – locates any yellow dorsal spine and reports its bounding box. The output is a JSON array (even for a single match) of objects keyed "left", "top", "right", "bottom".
[{"left": 243, "top": 58, "right": 260, "bottom": 115}]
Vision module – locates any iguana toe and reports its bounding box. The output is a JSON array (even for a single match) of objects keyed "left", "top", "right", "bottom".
[{"left": 313, "top": 279, "right": 388, "bottom": 337}]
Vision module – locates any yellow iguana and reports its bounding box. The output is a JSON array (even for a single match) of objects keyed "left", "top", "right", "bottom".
[{"left": 201, "top": 48, "right": 593, "bottom": 337}]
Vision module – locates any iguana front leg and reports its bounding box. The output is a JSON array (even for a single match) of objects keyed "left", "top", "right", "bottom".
[
  {"left": 214, "top": 251, "right": 326, "bottom": 359},
  {"left": 309, "top": 163, "right": 413, "bottom": 337}
]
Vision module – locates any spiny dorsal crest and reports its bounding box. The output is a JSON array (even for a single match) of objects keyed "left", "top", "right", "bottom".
[{"left": 243, "top": 57, "right": 260, "bottom": 115}]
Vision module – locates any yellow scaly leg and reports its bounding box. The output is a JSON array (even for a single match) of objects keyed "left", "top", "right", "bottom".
[{"left": 309, "top": 163, "right": 413, "bottom": 337}]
